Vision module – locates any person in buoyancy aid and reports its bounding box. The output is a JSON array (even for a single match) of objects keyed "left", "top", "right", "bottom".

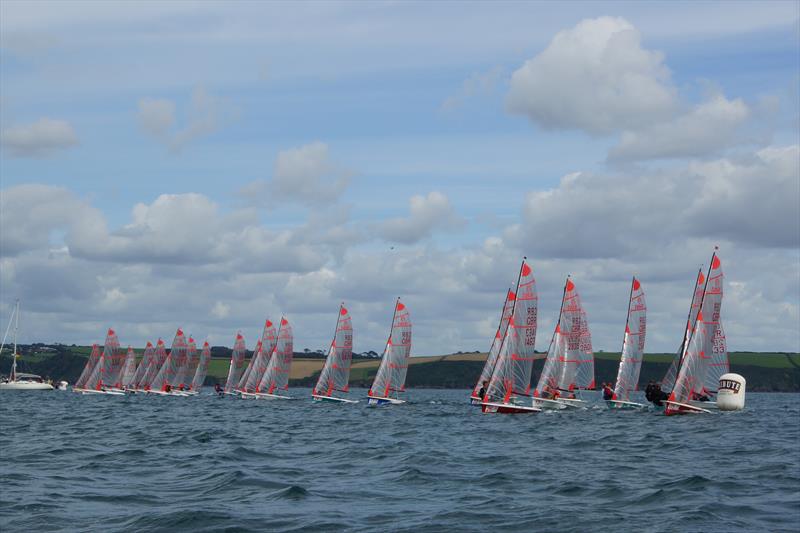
[
  {"left": 602, "top": 382, "right": 615, "bottom": 401},
  {"left": 478, "top": 380, "right": 488, "bottom": 401},
  {"left": 214, "top": 383, "right": 223, "bottom": 396},
  {"left": 645, "top": 380, "right": 655, "bottom": 402},
  {"left": 651, "top": 382, "right": 669, "bottom": 406}
]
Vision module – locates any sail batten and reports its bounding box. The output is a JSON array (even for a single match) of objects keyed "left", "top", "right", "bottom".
[
  {"left": 314, "top": 305, "right": 354, "bottom": 398},
  {"left": 257, "top": 318, "right": 294, "bottom": 393},
  {"left": 191, "top": 341, "right": 211, "bottom": 391},
  {"left": 74, "top": 343, "right": 101, "bottom": 390},
  {"left": 535, "top": 277, "right": 594, "bottom": 398},
  {"left": 484, "top": 260, "right": 538, "bottom": 404},
  {"left": 369, "top": 300, "right": 412, "bottom": 399},
  {"left": 84, "top": 329, "right": 124, "bottom": 391},
  {"left": 612, "top": 277, "right": 647, "bottom": 401},
  {"left": 223, "top": 333, "right": 247, "bottom": 394}
]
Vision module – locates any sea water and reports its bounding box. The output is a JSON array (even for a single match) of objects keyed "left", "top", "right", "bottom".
[{"left": 1, "top": 389, "right": 798, "bottom": 532}]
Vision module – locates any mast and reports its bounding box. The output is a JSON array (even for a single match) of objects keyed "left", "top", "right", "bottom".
[
  {"left": 490, "top": 259, "right": 527, "bottom": 381},
  {"left": 676, "top": 267, "right": 703, "bottom": 362},
  {"left": 472, "top": 288, "right": 514, "bottom": 397},
  {"left": 11, "top": 300, "right": 19, "bottom": 381},
  {"left": 617, "top": 276, "right": 636, "bottom": 368},
  {"left": 675, "top": 251, "right": 716, "bottom": 385},
  {"left": 545, "top": 276, "right": 571, "bottom": 357}
]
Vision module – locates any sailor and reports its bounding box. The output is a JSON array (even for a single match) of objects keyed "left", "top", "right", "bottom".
[
  {"left": 602, "top": 382, "right": 614, "bottom": 401},
  {"left": 645, "top": 380, "right": 655, "bottom": 402},
  {"left": 692, "top": 391, "right": 710, "bottom": 402},
  {"left": 478, "top": 380, "right": 488, "bottom": 400},
  {"left": 165, "top": 383, "right": 172, "bottom": 393},
  {"left": 214, "top": 383, "right": 223, "bottom": 395},
  {"left": 651, "top": 382, "right": 668, "bottom": 406}
]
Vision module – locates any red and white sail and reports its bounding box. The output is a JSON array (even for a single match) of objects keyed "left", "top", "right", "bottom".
[
  {"left": 612, "top": 277, "right": 647, "bottom": 401},
  {"left": 369, "top": 300, "right": 412, "bottom": 399},
  {"left": 663, "top": 269, "right": 705, "bottom": 391},
  {"left": 666, "top": 311, "right": 711, "bottom": 414},
  {"left": 484, "top": 260, "right": 539, "bottom": 404},
  {"left": 150, "top": 329, "right": 188, "bottom": 392},
  {"left": 130, "top": 341, "right": 154, "bottom": 389},
  {"left": 84, "top": 329, "right": 124, "bottom": 390},
  {"left": 74, "top": 343, "right": 101, "bottom": 390},
  {"left": 241, "top": 319, "right": 278, "bottom": 393},
  {"left": 191, "top": 341, "right": 211, "bottom": 391},
  {"left": 257, "top": 318, "right": 294, "bottom": 394},
  {"left": 140, "top": 339, "right": 167, "bottom": 390},
  {"left": 535, "top": 278, "right": 594, "bottom": 397},
  {"left": 224, "top": 332, "right": 247, "bottom": 393},
  {"left": 471, "top": 289, "right": 515, "bottom": 401},
  {"left": 176, "top": 337, "right": 199, "bottom": 390},
  {"left": 314, "top": 304, "right": 354, "bottom": 398},
  {"left": 666, "top": 251, "right": 727, "bottom": 413},
  {"left": 119, "top": 346, "right": 138, "bottom": 389}
]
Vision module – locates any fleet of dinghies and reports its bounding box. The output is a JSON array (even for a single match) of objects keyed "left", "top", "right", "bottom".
[{"left": 62, "top": 249, "right": 740, "bottom": 414}]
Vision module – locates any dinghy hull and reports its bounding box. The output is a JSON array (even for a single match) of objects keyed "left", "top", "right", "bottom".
[
  {"left": 481, "top": 401, "right": 541, "bottom": 414},
  {"left": 312, "top": 394, "right": 359, "bottom": 404}
]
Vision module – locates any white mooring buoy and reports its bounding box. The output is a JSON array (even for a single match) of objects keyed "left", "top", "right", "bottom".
[{"left": 717, "top": 373, "right": 746, "bottom": 411}]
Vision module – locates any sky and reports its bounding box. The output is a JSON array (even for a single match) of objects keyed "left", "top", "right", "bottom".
[{"left": 1, "top": 1, "right": 798, "bottom": 355}]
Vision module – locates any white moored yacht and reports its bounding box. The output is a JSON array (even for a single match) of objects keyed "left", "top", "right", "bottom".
[{"left": 0, "top": 300, "right": 54, "bottom": 391}]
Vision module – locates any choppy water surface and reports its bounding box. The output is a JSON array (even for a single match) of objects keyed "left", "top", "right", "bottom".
[{"left": 1, "top": 389, "right": 798, "bottom": 532}]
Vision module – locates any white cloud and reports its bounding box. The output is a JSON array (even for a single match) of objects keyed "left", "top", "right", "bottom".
[
  {"left": 136, "top": 87, "right": 237, "bottom": 153},
  {"left": 378, "top": 191, "right": 466, "bottom": 244},
  {"left": 508, "top": 145, "right": 800, "bottom": 260},
  {"left": 211, "top": 301, "right": 230, "bottom": 319},
  {"left": 507, "top": 16, "right": 676, "bottom": 135},
  {"left": 240, "top": 142, "right": 350, "bottom": 208},
  {"left": 441, "top": 65, "right": 506, "bottom": 111},
  {"left": 609, "top": 94, "right": 751, "bottom": 161},
  {"left": 137, "top": 98, "right": 176, "bottom": 137},
  {"left": 1, "top": 118, "right": 78, "bottom": 157}
]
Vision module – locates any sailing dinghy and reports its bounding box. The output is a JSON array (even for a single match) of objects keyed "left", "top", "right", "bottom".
[
  {"left": 222, "top": 332, "right": 247, "bottom": 395},
  {"left": 238, "top": 319, "right": 278, "bottom": 394},
  {"left": 73, "top": 343, "right": 101, "bottom": 392},
  {"left": 480, "top": 259, "right": 541, "bottom": 414},
  {"left": 78, "top": 329, "right": 126, "bottom": 395},
  {"left": 138, "top": 339, "right": 167, "bottom": 392},
  {"left": 128, "top": 341, "right": 154, "bottom": 392},
  {"left": 118, "top": 346, "right": 138, "bottom": 391},
  {"left": 607, "top": 277, "right": 647, "bottom": 409},
  {"left": 665, "top": 250, "right": 727, "bottom": 415},
  {"left": 243, "top": 318, "right": 294, "bottom": 400},
  {"left": 147, "top": 329, "right": 191, "bottom": 396},
  {"left": 366, "top": 299, "right": 412, "bottom": 406},
  {"left": 312, "top": 304, "right": 357, "bottom": 403},
  {"left": 177, "top": 337, "right": 200, "bottom": 394},
  {"left": 189, "top": 341, "right": 212, "bottom": 393},
  {"left": 533, "top": 277, "right": 595, "bottom": 410},
  {"left": 470, "top": 288, "right": 515, "bottom": 405}
]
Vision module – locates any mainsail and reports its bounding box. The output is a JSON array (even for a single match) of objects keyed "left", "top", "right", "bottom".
[
  {"left": 140, "top": 339, "right": 167, "bottom": 391},
  {"left": 484, "top": 260, "right": 539, "bottom": 404},
  {"left": 663, "top": 269, "right": 705, "bottom": 391},
  {"left": 535, "top": 278, "right": 595, "bottom": 397},
  {"left": 257, "top": 318, "right": 294, "bottom": 394},
  {"left": 74, "top": 343, "right": 101, "bottom": 390},
  {"left": 612, "top": 277, "right": 647, "bottom": 401},
  {"left": 150, "top": 329, "right": 188, "bottom": 392},
  {"left": 191, "top": 341, "right": 211, "bottom": 391},
  {"left": 223, "top": 332, "right": 247, "bottom": 394},
  {"left": 130, "top": 341, "right": 154, "bottom": 390},
  {"left": 176, "top": 337, "right": 199, "bottom": 389},
  {"left": 666, "top": 251, "right": 726, "bottom": 414},
  {"left": 369, "top": 299, "right": 412, "bottom": 399},
  {"left": 119, "top": 346, "right": 138, "bottom": 389},
  {"left": 84, "top": 329, "right": 124, "bottom": 390},
  {"left": 471, "top": 289, "right": 515, "bottom": 400},
  {"left": 241, "top": 319, "right": 278, "bottom": 393},
  {"left": 313, "top": 304, "right": 354, "bottom": 398}
]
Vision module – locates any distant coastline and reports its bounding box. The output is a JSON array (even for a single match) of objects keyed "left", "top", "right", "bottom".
[{"left": 3, "top": 345, "right": 799, "bottom": 392}]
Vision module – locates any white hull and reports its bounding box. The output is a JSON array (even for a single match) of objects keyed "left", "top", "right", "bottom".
[
  {"left": 366, "top": 396, "right": 406, "bottom": 406},
  {"left": 0, "top": 381, "right": 54, "bottom": 391},
  {"left": 665, "top": 400, "right": 712, "bottom": 414},
  {"left": 481, "top": 401, "right": 541, "bottom": 414},
  {"left": 557, "top": 398, "right": 587, "bottom": 408},
  {"left": 312, "top": 394, "right": 359, "bottom": 403},
  {"left": 606, "top": 399, "right": 647, "bottom": 409},
  {"left": 532, "top": 398, "right": 569, "bottom": 410},
  {"left": 75, "top": 388, "right": 125, "bottom": 396},
  {"left": 241, "top": 392, "right": 292, "bottom": 400},
  {"left": 690, "top": 400, "right": 718, "bottom": 410},
  {"left": 146, "top": 389, "right": 191, "bottom": 397}
]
